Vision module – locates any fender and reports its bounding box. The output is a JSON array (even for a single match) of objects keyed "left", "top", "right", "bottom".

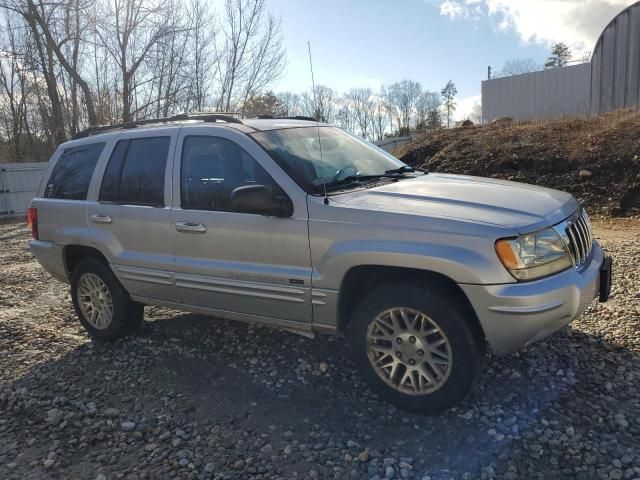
[{"left": 311, "top": 239, "right": 516, "bottom": 289}]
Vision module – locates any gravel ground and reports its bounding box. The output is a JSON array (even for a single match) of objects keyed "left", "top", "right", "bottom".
[{"left": 1, "top": 219, "right": 639, "bottom": 480}]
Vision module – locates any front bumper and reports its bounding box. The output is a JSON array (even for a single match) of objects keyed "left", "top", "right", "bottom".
[{"left": 461, "top": 241, "right": 610, "bottom": 355}]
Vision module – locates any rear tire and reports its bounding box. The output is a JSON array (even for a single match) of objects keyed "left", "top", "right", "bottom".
[
  {"left": 70, "top": 258, "right": 143, "bottom": 341},
  {"left": 347, "top": 282, "right": 482, "bottom": 413}
]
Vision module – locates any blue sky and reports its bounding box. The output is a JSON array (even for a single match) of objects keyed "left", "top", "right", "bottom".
[{"left": 266, "top": 0, "right": 634, "bottom": 118}]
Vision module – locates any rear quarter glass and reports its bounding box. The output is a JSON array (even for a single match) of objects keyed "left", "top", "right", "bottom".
[{"left": 44, "top": 142, "right": 106, "bottom": 200}]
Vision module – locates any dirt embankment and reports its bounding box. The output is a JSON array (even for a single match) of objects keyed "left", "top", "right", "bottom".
[{"left": 395, "top": 110, "right": 640, "bottom": 216}]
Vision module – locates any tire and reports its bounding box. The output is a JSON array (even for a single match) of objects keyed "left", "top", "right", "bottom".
[
  {"left": 347, "top": 282, "right": 483, "bottom": 414},
  {"left": 70, "top": 258, "right": 144, "bottom": 341}
]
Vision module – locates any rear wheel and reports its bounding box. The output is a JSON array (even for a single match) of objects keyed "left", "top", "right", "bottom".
[
  {"left": 70, "top": 258, "right": 143, "bottom": 340},
  {"left": 347, "top": 283, "right": 482, "bottom": 413}
]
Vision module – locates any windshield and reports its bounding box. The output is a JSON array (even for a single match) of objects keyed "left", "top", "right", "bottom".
[{"left": 250, "top": 126, "right": 409, "bottom": 193}]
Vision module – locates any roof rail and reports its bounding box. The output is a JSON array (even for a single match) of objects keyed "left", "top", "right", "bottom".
[
  {"left": 72, "top": 112, "right": 243, "bottom": 140},
  {"left": 249, "top": 115, "right": 319, "bottom": 122}
]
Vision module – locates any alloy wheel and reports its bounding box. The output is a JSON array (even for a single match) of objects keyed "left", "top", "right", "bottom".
[
  {"left": 366, "top": 306, "right": 452, "bottom": 395},
  {"left": 77, "top": 273, "right": 113, "bottom": 330}
]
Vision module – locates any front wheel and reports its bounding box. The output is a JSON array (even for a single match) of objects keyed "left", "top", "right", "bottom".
[
  {"left": 347, "top": 283, "right": 483, "bottom": 413},
  {"left": 70, "top": 258, "right": 143, "bottom": 341}
]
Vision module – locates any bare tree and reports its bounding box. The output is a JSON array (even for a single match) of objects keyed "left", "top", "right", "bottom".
[
  {"left": 239, "top": 12, "right": 285, "bottom": 110},
  {"left": 277, "top": 91, "right": 301, "bottom": 116},
  {"left": 371, "top": 94, "right": 388, "bottom": 141},
  {"left": 499, "top": 58, "right": 540, "bottom": 77},
  {"left": 346, "top": 88, "right": 374, "bottom": 140},
  {"left": 92, "top": 0, "right": 177, "bottom": 122},
  {"left": 334, "top": 96, "right": 357, "bottom": 133},
  {"left": 315, "top": 85, "right": 336, "bottom": 123},
  {"left": 18, "top": 0, "right": 98, "bottom": 128},
  {"left": 0, "top": 0, "right": 288, "bottom": 162},
  {"left": 185, "top": 0, "right": 216, "bottom": 112},
  {"left": 386, "top": 80, "right": 421, "bottom": 136},
  {"left": 415, "top": 91, "right": 440, "bottom": 132},
  {"left": 301, "top": 85, "right": 335, "bottom": 123},
  {"left": 0, "top": 12, "right": 28, "bottom": 159},
  {"left": 149, "top": 0, "right": 191, "bottom": 118},
  {"left": 215, "top": 0, "right": 285, "bottom": 112}
]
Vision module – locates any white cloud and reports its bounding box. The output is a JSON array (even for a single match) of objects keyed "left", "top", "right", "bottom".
[
  {"left": 440, "top": 0, "right": 467, "bottom": 18},
  {"left": 436, "top": 0, "right": 635, "bottom": 53},
  {"left": 454, "top": 94, "right": 481, "bottom": 122}
]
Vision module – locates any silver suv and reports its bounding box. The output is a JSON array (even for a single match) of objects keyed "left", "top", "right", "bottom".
[{"left": 29, "top": 114, "right": 612, "bottom": 413}]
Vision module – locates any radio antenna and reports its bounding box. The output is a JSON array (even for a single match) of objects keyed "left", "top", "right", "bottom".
[{"left": 308, "top": 41, "right": 328, "bottom": 205}]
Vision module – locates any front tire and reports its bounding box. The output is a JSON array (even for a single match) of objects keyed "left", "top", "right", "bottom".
[
  {"left": 347, "top": 282, "right": 482, "bottom": 413},
  {"left": 70, "top": 258, "right": 143, "bottom": 341}
]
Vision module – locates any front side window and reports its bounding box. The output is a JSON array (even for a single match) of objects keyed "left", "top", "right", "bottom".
[
  {"left": 99, "top": 137, "right": 170, "bottom": 206},
  {"left": 44, "top": 142, "right": 105, "bottom": 200},
  {"left": 181, "top": 136, "right": 284, "bottom": 211},
  {"left": 250, "top": 126, "right": 408, "bottom": 193}
]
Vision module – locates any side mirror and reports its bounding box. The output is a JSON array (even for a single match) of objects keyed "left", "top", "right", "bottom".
[{"left": 230, "top": 185, "right": 293, "bottom": 217}]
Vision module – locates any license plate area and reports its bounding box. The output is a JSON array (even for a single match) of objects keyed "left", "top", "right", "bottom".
[{"left": 599, "top": 256, "right": 612, "bottom": 302}]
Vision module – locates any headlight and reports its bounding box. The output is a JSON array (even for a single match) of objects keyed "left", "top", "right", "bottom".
[{"left": 495, "top": 227, "right": 572, "bottom": 281}]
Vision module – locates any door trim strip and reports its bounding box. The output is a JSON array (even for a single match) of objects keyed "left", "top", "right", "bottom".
[{"left": 175, "top": 274, "right": 306, "bottom": 303}]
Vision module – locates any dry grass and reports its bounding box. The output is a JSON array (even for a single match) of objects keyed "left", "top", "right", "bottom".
[{"left": 396, "top": 109, "right": 640, "bottom": 215}]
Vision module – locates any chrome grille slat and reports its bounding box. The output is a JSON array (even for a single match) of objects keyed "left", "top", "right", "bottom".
[
  {"left": 562, "top": 208, "right": 593, "bottom": 269},
  {"left": 566, "top": 227, "right": 581, "bottom": 264},
  {"left": 575, "top": 218, "right": 588, "bottom": 261},
  {"left": 583, "top": 210, "right": 593, "bottom": 247}
]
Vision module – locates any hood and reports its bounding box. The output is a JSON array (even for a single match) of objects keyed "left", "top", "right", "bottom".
[{"left": 331, "top": 173, "right": 579, "bottom": 233}]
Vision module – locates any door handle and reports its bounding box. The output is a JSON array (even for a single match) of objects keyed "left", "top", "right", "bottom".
[
  {"left": 175, "top": 221, "right": 207, "bottom": 233},
  {"left": 91, "top": 214, "right": 112, "bottom": 224}
]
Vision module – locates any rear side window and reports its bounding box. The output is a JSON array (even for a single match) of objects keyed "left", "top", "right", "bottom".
[
  {"left": 44, "top": 142, "right": 105, "bottom": 200},
  {"left": 99, "top": 137, "right": 170, "bottom": 206}
]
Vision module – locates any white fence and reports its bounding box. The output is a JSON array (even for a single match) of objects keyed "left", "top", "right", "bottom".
[
  {"left": 375, "top": 136, "right": 413, "bottom": 153},
  {"left": 0, "top": 162, "right": 48, "bottom": 217}
]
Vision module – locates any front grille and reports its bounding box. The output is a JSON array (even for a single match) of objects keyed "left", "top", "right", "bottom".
[{"left": 565, "top": 209, "right": 593, "bottom": 268}]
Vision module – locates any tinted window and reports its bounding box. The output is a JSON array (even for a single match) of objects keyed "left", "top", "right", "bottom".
[
  {"left": 181, "top": 136, "right": 284, "bottom": 211},
  {"left": 44, "top": 142, "right": 105, "bottom": 200},
  {"left": 99, "top": 137, "right": 170, "bottom": 206}
]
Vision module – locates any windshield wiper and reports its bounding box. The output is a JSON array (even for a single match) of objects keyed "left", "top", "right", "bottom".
[
  {"left": 385, "top": 165, "right": 428, "bottom": 174},
  {"left": 384, "top": 165, "right": 415, "bottom": 174},
  {"left": 320, "top": 173, "right": 405, "bottom": 192},
  {"left": 316, "top": 166, "right": 422, "bottom": 193}
]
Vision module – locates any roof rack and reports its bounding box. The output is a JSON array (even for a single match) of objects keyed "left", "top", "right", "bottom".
[
  {"left": 250, "top": 115, "right": 319, "bottom": 122},
  {"left": 72, "top": 112, "right": 243, "bottom": 140}
]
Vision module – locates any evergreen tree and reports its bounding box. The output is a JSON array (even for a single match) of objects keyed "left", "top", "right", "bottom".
[
  {"left": 545, "top": 42, "right": 572, "bottom": 68},
  {"left": 441, "top": 80, "right": 457, "bottom": 129}
]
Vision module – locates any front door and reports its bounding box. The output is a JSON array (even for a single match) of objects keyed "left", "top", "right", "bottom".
[{"left": 170, "top": 126, "right": 312, "bottom": 326}]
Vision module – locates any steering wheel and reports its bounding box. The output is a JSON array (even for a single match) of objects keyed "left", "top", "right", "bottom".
[{"left": 330, "top": 165, "right": 359, "bottom": 183}]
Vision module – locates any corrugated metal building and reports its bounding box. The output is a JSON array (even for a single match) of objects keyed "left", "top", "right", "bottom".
[
  {"left": 591, "top": 2, "right": 640, "bottom": 114},
  {"left": 482, "top": 1, "right": 640, "bottom": 122},
  {"left": 482, "top": 63, "right": 591, "bottom": 122}
]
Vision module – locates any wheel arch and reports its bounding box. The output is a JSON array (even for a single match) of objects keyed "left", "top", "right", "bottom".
[
  {"left": 63, "top": 244, "right": 110, "bottom": 278},
  {"left": 336, "top": 265, "right": 485, "bottom": 346}
]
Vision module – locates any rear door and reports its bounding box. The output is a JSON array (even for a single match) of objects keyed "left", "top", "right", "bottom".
[
  {"left": 170, "top": 125, "right": 312, "bottom": 327},
  {"left": 87, "top": 128, "right": 178, "bottom": 302}
]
